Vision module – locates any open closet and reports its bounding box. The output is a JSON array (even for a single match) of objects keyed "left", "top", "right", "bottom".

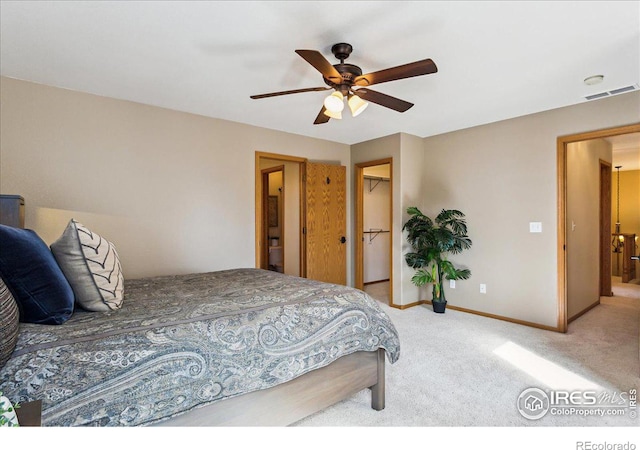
[
  {"left": 355, "top": 160, "right": 393, "bottom": 305},
  {"left": 363, "top": 165, "right": 391, "bottom": 285}
]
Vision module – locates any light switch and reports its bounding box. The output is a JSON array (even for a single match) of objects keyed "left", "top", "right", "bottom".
[{"left": 529, "top": 222, "right": 542, "bottom": 233}]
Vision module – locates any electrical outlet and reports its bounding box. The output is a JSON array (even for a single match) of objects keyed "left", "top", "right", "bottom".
[
  {"left": 480, "top": 284, "right": 487, "bottom": 294},
  {"left": 450, "top": 280, "right": 456, "bottom": 289}
]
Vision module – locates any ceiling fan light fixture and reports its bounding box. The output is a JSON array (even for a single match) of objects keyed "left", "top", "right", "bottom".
[
  {"left": 323, "top": 108, "right": 342, "bottom": 120},
  {"left": 348, "top": 94, "right": 369, "bottom": 117},
  {"left": 251, "top": 43, "right": 437, "bottom": 124},
  {"left": 324, "top": 91, "right": 344, "bottom": 112}
]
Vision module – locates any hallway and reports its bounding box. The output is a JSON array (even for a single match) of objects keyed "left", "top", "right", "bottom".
[{"left": 611, "top": 276, "right": 640, "bottom": 299}]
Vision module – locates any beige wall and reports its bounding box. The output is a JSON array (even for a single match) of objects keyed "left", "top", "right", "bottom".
[
  {"left": 399, "top": 133, "right": 429, "bottom": 304},
  {"left": 612, "top": 169, "right": 640, "bottom": 276},
  {"left": 0, "top": 77, "right": 350, "bottom": 280},
  {"left": 421, "top": 92, "right": 639, "bottom": 328},
  {"left": 2, "top": 75, "right": 639, "bottom": 328},
  {"left": 566, "top": 139, "right": 611, "bottom": 318}
]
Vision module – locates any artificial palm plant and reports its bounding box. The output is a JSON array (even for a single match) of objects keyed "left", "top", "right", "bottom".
[{"left": 403, "top": 207, "right": 472, "bottom": 312}]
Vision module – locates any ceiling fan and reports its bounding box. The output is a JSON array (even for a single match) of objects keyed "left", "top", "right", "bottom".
[{"left": 250, "top": 43, "right": 438, "bottom": 124}]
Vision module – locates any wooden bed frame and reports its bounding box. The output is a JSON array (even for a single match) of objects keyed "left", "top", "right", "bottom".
[
  {"left": 1, "top": 210, "right": 391, "bottom": 427},
  {"left": 154, "top": 349, "right": 386, "bottom": 426}
]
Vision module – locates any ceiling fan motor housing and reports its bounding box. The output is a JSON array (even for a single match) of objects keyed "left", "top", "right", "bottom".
[
  {"left": 325, "top": 43, "right": 362, "bottom": 94},
  {"left": 324, "top": 64, "right": 362, "bottom": 94}
]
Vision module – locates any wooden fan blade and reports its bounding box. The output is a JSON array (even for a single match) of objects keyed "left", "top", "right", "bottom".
[
  {"left": 353, "top": 88, "right": 414, "bottom": 112},
  {"left": 250, "top": 87, "right": 331, "bottom": 99},
  {"left": 295, "top": 50, "right": 342, "bottom": 83},
  {"left": 354, "top": 58, "right": 437, "bottom": 87},
  {"left": 313, "top": 106, "right": 331, "bottom": 124}
]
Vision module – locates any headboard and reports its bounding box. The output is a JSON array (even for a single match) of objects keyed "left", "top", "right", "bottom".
[{"left": 0, "top": 195, "right": 25, "bottom": 229}]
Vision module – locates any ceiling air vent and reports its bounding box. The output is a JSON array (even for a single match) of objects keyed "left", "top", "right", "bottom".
[
  {"left": 585, "top": 92, "right": 610, "bottom": 100},
  {"left": 585, "top": 84, "right": 639, "bottom": 101},
  {"left": 609, "top": 85, "right": 637, "bottom": 95}
]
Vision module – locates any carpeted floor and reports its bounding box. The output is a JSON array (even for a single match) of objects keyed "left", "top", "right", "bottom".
[
  {"left": 294, "top": 285, "right": 640, "bottom": 428},
  {"left": 612, "top": 276, "right": 640, "bottom": 299}
]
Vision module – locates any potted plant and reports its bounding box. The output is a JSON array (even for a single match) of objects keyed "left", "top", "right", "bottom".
[{"left": 403, "top": 207, "right": 472, "bottom": 313}]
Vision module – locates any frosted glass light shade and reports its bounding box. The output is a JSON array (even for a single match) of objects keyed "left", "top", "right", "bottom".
[
  {"left": 348, "top": 95, "right": 369, "bottom": 117},
  {"left": 324, "top": 91, "right": 344, "bottom": 112},
  {"left": 323, "top": 108, "right": 342, "bottom": 119}
]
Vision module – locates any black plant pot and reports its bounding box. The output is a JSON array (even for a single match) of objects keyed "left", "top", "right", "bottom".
[{"left": 432, "top": 300, "right": 447, "bottom": 314}]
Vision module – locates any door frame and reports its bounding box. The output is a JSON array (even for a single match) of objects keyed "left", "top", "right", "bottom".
[
  {"left": 255, "top": 152, "right": 306, "bottom": 275},
  {"left": 355, "top": 158, "right": 394, "bottom": 305},
  {"left": 556, "top": 122, "right": 640, "bottom": 332}
]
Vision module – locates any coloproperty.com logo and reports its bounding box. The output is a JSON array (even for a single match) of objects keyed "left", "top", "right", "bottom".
[{"left": 517, "top": 387, "right": 637, "bottom": 420}]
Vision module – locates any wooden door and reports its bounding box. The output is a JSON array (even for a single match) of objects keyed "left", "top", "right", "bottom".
[{"left": 304, "top": 162, "right": 347, "bottom": 285}]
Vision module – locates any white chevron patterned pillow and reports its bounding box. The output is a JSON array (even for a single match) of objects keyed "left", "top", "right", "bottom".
[{"left": 51, "top": 219, "right": 124, "bottom": 311}]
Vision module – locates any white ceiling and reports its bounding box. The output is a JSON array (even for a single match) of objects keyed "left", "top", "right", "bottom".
[{"left": 1, "top": 1, "right": 639, "bottom": 145}]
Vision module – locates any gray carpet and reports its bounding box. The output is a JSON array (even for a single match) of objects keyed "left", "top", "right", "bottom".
[
  {"left": 35, "top": 291, "right": 638, "bottom": 449},
  {"left": 612, "top": 276, "right": 640, "bottom": 299},
  {"left": 294, "top": 294, "right": 640, "bottom": 428}
]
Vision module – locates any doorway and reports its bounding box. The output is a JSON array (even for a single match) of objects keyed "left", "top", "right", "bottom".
[
  {"left": 255, "top": 152, "right": 348, "bottom": 285},
  {"left": 255, "top": 152, "right": 305, "bottom": 277},
  {"left": 355, "top": 158, "right": 393, "bottom": 305},
  {"left": 557, "top": 122, "right": 640, "bottom": 332},
  {"left": 599, "top": 160, "right": 612, "bottom": 297},
  {"left": 261, "top": 165, "right": 285, "bottom": 273},
  {"left": 610, "top": 160, "right": 639, "bottom": 285}
]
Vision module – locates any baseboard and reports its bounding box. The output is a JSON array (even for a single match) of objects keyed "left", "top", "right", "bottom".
[
  {"left": 393, "top": 300, "right": 428, "bottom": 310},
  {"left": 568, "top": 299, "right": 601, "bottom": 323},
  {"left": 402, "top": 299, "right": 562, "bottom": 332}
]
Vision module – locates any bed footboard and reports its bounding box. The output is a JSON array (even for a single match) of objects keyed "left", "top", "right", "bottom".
[{"left": 153, "top": 348, "right": 385, "bottom": 426}]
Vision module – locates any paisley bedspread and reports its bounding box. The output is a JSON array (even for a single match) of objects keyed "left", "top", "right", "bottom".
[{"left": 0, "top": 268, "right": 400, "bottom": 426}]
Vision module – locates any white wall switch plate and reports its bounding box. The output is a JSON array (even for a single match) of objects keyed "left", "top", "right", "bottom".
[
  {"left": 480, "top": 284, "right": 487, "bottom": 294},
  {"left": 450, "top": 280, "right": 456, "bottom": 289},
  {"left": 529, "top": 222, "right": 542, "bottom": 233}
]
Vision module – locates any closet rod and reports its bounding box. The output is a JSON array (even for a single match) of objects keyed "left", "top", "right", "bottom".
[
  {"left": 362, "top": 229, "right": 390, "bottom": 242},
  {"left": 365, "top": 176, "right": 390, "bottom": 192}
]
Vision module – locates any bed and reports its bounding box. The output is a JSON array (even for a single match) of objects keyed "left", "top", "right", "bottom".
[{"left": 0, "top": 267, "right": 400, "bottom": 426}]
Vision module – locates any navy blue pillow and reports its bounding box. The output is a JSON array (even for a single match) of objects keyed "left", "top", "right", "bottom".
[{"left": 0, "top": 224, "right": 74, "bottom": 324}]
